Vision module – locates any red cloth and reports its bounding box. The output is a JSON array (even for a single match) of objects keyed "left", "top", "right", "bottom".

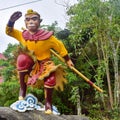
[
  {"left": 17, "top": 54, "right": 34, "bottom": 71},
  {"left": 44, "top": 72, "right": 56, "bottom": 87},
  {"left": 27, "top": 61, "right": 56, "bottom": 87},
  {"left": 22, "top": 29, "right": 53, "bottom": 41}
]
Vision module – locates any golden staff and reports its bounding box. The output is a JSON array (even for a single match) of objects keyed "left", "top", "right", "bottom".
[{"left": 50, "top": 49, "right": 103, "bottom": 93}]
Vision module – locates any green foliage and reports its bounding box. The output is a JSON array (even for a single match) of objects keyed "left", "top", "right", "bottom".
[
  {"left": 53, "top": 90, "right": 73, "bottom": 114},
  {"left": 94, "top": 61, "right": 105, "bottom": 91},
  {"left": 56, "top": 29, "right": 71, "bottom": 40},
  {"left": 1, "top": 1, "right": 120, "bottom": 119},
  {"left": 108, "top": 106, "right": 120, "bottom": 120},
  {"left": 69, "top": 86, "right": 80, "bottom": 105},
  {"left": 89, "top": 104, "right": 104, "bottom": 120},
  {"left": 0, "top": 44, "right": 19, "bottom": 106},
  {"left": 41, "top": 21, "right": 62, "bottom": 34},
  {"left": 1, "top": 65, "right": 15, "bottom": 82},
  {"left": 0, "top": 80, "right": 19, "bottom": 106},
  {"left": 66, "top": 0, "right": 120, "bottom": 119},
  {"left": 3, "top": 43, "right": 18, "bottom": 59},
  {"left": 51, "top": 55, "right": 79, "bottom": 114},
  {"left": 89, "top": 104, "right": 120, "bottom": 120}
]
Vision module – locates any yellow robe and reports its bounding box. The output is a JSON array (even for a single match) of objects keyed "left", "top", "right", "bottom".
[
  {"left": 6, "top": 26, "right": 68, "bottom": 91},
  {"left": 6, "top": 26, "right": 68, "bottom": 60}
]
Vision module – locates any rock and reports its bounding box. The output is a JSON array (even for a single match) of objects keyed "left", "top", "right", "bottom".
[{"left": 0, "top": 107, "right": 89, "bottom": 120}]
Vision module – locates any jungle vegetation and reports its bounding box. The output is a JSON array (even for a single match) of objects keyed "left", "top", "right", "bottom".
[{"left": 0, "top": 0, "right": 120, "bottom": 120}]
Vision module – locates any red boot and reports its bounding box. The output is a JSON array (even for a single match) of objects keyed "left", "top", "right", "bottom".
[
  {"left": 17, "top": 54, "right": 34, "bottom": 100},
  {"left": 18, "top": 72, "right": 27, "bottom": 100},
  {"left": 44, "top": 87, "right": 53, "bottom": 114}
]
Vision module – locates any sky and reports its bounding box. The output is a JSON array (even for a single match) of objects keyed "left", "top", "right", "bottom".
[{"left": 0, "top": 0, "right": 77, "bottom": 53}]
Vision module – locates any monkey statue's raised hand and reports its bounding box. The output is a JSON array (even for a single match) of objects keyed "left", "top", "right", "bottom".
[{"left": 9, "top": 11, "right": 22, "bottom": 22}]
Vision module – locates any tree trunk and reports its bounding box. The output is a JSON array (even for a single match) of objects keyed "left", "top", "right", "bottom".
[
  {"left": 108, "top": 35, "right": 120, "bottom": 108},
  {"left": 76, "top": 87, "right": 81, "bottom": 115}
]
